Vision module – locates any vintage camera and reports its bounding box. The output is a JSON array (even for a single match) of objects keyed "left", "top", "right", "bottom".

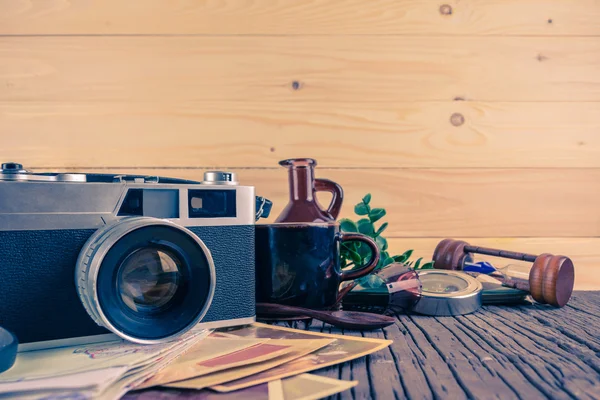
[{"left": 0, "top": 163, "right": 272, "bottom": 350}]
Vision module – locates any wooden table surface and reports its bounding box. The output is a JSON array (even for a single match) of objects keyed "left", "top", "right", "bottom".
[{"left": 126, "top": 291, "right": 600, "bottom": 399}]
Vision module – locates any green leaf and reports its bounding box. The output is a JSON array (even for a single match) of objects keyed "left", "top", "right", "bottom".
[
  {"left": 383, "top": 257, "right": 395, "bottom": 267},
  {"left": 369, "top": 208, "right": 386, "bottom": 223},
  {"left": 375, "top": 222, "right": 388, "bottom": 236},
  {"left": 393, "top": 254, "right": 407, "bottom": 263},
  {"left": 420, "top": 261, "right": 435, "bottom": 269},
  {"left": 339, "top": 218, "right": 358, "bottom": 233},
  {"left": 342, "top": 244, "right": 362, "bottom": 264},
  {"left": 356, "top": 242, "right": 373, "bottom": 260},
  {"left": 376, "top": 236, "right": 388, "bottom": 251},
  {"left": 357, "top": 219, "right": 374, "bottom": 235},
  {"left": 354, "top": 203, "right": 369, "bottom": 216},
  {"left": 362, "top": 193, "right": 372, "bottom": 205},
  {"left": 375, "top": 251, "right": 389, "bottom": 269},
  {"left": 413, "top": 257, "right": 422, "bottom": 270},
  {"left": 393, "top": 249, "right": 413, "bottom": 264},
  {"left": 341, "top": 243, "right": 352, "bottom": 254},
  {"left": 340, "top": 247, "right": 352, "bottom": 263}
]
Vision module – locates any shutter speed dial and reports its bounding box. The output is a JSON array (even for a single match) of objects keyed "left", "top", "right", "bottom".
[
  {"left": 202, "top": 171, "right": 238, "bottom": 185},
  {"left": 1, "top": 163, "right": 26, "bottom": 172}
]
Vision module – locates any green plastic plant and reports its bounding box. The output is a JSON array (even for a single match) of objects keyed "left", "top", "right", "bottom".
[{"left": 339, "top": 193, "right": 434, "bottom": 271}]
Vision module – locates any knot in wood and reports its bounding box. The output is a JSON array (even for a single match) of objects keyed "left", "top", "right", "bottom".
[
  {"left": 439, "top": 4, "right": 453, "bottom": 15},
  {"left": 450, "top": 113, "right": 465, "bottom": 126},
  {"left": 291, "top": 81, "right": 303, "bottom": 91}
]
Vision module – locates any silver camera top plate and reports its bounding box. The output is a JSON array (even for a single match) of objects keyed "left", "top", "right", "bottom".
[{"left": 0, "top": 162, "right": 259, "bottom": 231}]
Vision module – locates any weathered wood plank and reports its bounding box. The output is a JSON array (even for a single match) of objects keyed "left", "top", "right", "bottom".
[
  {"left": 515, "top": 305, "right": 600, "bottom": 353},
  {"left": 337, "top": 358, "right": 351, "bottom": 400},
  {"left": 335, "top": 329, "right": 371, "bottom": 400},
  {"left": 542, "top": 294, "right": 600, "bottom": 337},
  {"left": 359, "top": 329, "right": 405, "bottom": 399},
  {"left": 393, "top": 315, "right": 466, "bottom": 399},
  {"left": 408, "top": 315, "right": 519, "bottom": 399},
  {"left": 125, "top": 292, "right": 600, "bottom": 399},
  {"left": 2, "top": 37, "right": 600, "bottom": 102},
  {"left": 43, "top": 167, "right": 600, "bottom": 238},
  {"left": 435, "top": 315, "right": 546, "bottom": 399},
  {"left": 311, "top": 298, "right": 600, "bottom": 399},
  {"left": 457, "top": 312, "right": 572, "bottom": 399},
  {"left": 567, "top": 291, "right": 600, "bottom": 316},
  {"left": 3, "top": 101, "right": 600, "bottom": 169},
  {"left": 488, "top": 307, "right": 600, "bottom": 373},
  {"left": 380, "top": 321, "right": 434, "bottom": 400},
  {"left": 2, "top": 0, "right": 599, "bottom": 36},
  {"left": 322, "top": 326, "right": 352, "bottom": 400},
  {"left": 471, "top": 310, "right": 600, "bottom": 399}
]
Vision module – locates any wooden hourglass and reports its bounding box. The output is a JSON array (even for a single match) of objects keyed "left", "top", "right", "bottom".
[{"left": 432, "top": 239, "right": 575, "bottom": 307}]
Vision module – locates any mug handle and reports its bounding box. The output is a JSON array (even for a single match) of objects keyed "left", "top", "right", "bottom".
[
  {"left": 338, "top": 232, "right": 381, "bottom": 281},
  {"left": 314, "top": 178, "right": 344, "bottom": 219}
]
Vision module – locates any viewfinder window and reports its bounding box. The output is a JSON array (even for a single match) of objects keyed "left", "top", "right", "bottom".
[
  {"left": 188, "top": 190, "right": 236, "bottom": 218},
  {"left": 118, "top": 189, "right": 143, "bottom": 216},
  {"left": 118, "top": 189, "right": 179, "bottom": 218}
]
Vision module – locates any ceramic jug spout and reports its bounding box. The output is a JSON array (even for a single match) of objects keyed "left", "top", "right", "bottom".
[{"left": 275, "top": 158, "right": 343, "bottom": 223}]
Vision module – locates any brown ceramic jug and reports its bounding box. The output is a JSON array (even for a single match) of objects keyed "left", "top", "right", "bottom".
[{"left": 275, "top": 158, "right": 343, "bottom": 223}]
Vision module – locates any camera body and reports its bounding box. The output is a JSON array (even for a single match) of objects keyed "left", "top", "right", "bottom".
[{"left": 0, "top": 163, "right": 271, "bottom": 350}]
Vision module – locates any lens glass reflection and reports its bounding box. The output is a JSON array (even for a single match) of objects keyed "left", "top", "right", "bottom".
[
  {"left": 421, "top": 274, "right": 468, "bottom": 293},
  {"left": 118, "top": 247, "right": 182, "bottom": 314}
]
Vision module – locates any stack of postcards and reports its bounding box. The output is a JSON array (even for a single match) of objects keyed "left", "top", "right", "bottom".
[
  {"left": 0, "top": 327, "right": 210, "bottom": 399},
  {"left": 0, "top": 323, "right": 392, "bottom": 400}
]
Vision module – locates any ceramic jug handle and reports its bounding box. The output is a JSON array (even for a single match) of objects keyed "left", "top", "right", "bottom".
[
  {"left": 338, "top": 233, "right": 381, "bottom": 281},
  {"left": 314, "top": 179, "right": 344, "bottom": 219}
]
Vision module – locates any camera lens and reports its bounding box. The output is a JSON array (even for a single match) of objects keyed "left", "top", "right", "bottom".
[
  {"left": 76, "top": 217, "right": 215, "bottom": 344},
  {"left": 118, "top": 247, "right": 183, "bottom": 314}
]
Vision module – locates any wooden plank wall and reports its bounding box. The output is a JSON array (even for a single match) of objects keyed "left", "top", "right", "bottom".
[{"left": 1, "top": 0, "right": 599, "bottom": 289}]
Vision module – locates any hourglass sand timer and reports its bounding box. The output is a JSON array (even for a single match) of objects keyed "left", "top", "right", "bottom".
[{"left": 431, "top": 239, "right": 575, "bottom": 307}]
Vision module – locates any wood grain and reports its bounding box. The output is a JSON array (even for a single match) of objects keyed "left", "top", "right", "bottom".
[
  {"left": 1, "top": 1, "right": 598, "bottom": 290},
  {"left": 2, "top": 36, "right": 600, "bottom": 102},
  {"left": 386, "top": 238, "right": 600, "bottom": 290},
  {"left": 1, "top": 0, "right": 599, "bottom": 36},
  {"left": 126, "top": 293, "right": 600, "bottom": 399},
  {"left": 433, "top": 316, "right": 544, "bottom": 399},
  {"left": 43, "top": 167, "right": 600, "bottom": 237},
  {"left": 383, "top": 317, "right": 466, "bottom": 399},
  {"left": 2, "top": 101, "right": 599, "bottom": 168}
]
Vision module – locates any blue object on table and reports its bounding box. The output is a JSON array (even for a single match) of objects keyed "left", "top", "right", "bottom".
[
  {"left": 463, "top": 261, "right": 497, "bottom": 275},
  {"left": 0, "top": 326, "right": 18, "bottom": 373}
]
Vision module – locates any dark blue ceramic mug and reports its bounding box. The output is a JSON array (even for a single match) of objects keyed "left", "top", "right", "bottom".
[{"left": 255, "top": 223, "right": 380, "bottom": 309}]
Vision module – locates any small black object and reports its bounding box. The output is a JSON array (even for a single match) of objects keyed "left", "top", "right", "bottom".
[
  {"left": 0, "top": 326, "right": 18, "bottom": 373},
  {"left": 255, "top": 196, "right": 273, "bottom": 220}
]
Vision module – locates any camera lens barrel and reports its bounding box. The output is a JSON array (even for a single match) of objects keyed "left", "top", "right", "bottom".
[{"left": 76, "top": 217, "right": 216, "bottom": 344}]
